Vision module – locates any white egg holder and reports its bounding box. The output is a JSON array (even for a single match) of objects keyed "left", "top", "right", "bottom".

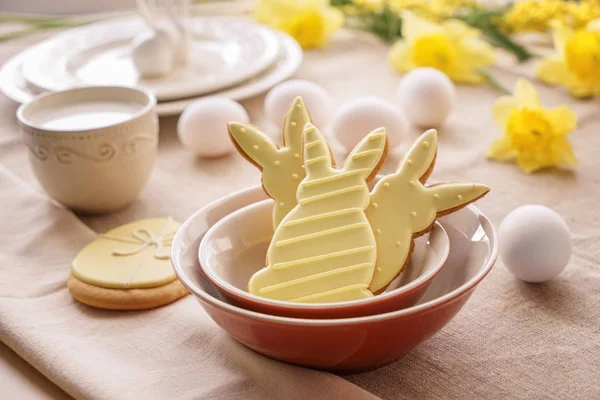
[{"left": 134, "top": 0, "right": 192, "bottom": 76}]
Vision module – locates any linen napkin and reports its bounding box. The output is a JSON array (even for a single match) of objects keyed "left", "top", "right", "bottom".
[{"left": 0, "top": 164, "right": 378, "bottom": 400}]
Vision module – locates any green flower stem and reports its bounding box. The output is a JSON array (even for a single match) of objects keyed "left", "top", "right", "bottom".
[
  {"left": 0, "top": 13, "right": 92, "bottom": 42},
  {"left": 0, "top": 1, "right": 235, "bottom": 43},
  {"left": 452, "top": 5, "right": 535, "bottom": 62},
  {"left": 479, "top": 24, "right": 535, "bottom": 62},
  {"left": 478, "top": 69, "right": 511, "bottom": 94},
  {"left": 332, "top": 1, "right": 535, "bottom": 62}
]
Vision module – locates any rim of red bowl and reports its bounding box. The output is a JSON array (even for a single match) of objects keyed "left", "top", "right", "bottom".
[
  {"left": 171, "top": 185, "right": 498, "bottom": 326},
  {"left": 198, "top": 198, "right": 450, "bottom": 310}
]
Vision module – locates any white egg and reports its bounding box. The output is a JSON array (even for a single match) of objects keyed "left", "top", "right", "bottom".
[
  {"left": 330, "top": 96, "right": 408, "bottom": 151},
  {"left": 264, "top": 80, "right": 333, "bottom": 131},
  {"left": 499, "top": 205, "right": 572, "bottom": 283},
  {"left": 396, "top": 68, "right": 456, "bottom": 128},
  {"left": 131, "top": 29, "right": 174, "bottom": 79},
  {"left": 178, "top": 97, "right": 249, "bottom": 157}
]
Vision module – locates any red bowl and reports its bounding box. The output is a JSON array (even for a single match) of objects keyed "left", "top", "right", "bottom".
[
  {"left": 171, "top": 186, "right": 498, "bottom": 372},
  {"left": 198, "top": 199, "right": 449, "bottom": 319}
]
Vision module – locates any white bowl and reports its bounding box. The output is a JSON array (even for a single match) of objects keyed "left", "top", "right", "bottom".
[{"left": 199, "top": 199, "right": 449, "bottom": 318}]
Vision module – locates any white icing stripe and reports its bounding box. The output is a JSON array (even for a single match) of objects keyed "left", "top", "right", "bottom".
[
  {"left": 290, "top": 283, "right": 370, "bottom": 302},
  {"left": 299, "top": 185, "right": 364, "bottom": 205},
  {"left": 102, "top": 233, "right": 175, "bottom": 245},
  {"left": 305, "top": 140, "right": 321, "bottom": 149},
  {"left": 283, "top": 208, "right": 363, "bottom": 227},
  {"left": 368, "top": 131, "right": 386, "bottom": 141},
  {"left": 301, "top": 169, "right": 370, "bottom": 187},
  {"left": 351, "top": 149, "right": 382, "bottom": 160},
  {"left": 305, "top": 155, "right": 329, "bottom": 166},
  {"left": 272, "top": 245, "right": 374, "bottom": 270},
  {"left": 259, "top": 263, "right": 373, "bottom": 294},
  {"left": 124, "top": 261, "right": 145, "bottom": 288},
  {"left": 101, "top": 235, "right": 145, "bottom": 245},
  {"left": 106, "top": 217, "right": 175, "bottom": 260},
  {"left": 112, "top": 218, "right": 176, "bottom": 286},
  {"left": 275, "top": 222, "right": 369, "bottom": 247}
]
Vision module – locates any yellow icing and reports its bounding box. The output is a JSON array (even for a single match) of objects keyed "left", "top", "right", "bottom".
[
  {"left": 291, "top": 284, "right": 370, "bottom": 303},
  {"left": 228, "top": 97, "right": 311, "bottom": 228},
  {"left": 366, "top": 129, "right": 490, "bottom": 292},
  {"left": 249, "top": 124, "right": 388, "bottom": 303},
  {"left": 71, "top": 218, "right": 181, "bottom": 289}
]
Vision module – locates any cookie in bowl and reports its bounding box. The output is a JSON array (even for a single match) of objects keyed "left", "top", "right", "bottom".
[
  {"left": 199, "top": 198, "right": 449, "bottom": 318},
  {"left": 228, "top": 113, "right": 489, "bottom": 304},
  {"left": 172, "top": 184, "right": 499, "bottom": 372}
]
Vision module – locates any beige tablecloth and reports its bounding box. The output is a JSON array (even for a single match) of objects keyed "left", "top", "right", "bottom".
[{"left": 1, "top": 22, "right": 600, "bottom": 400}]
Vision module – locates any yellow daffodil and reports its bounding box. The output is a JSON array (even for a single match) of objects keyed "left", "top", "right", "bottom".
[
  {"left": 503, "top": 0, "right": 600, "bottom": 33},
  {"left": 254, "top": 0, "right": 344, "bottom": 49},
  {"left": 537, "top": 19, "right": 600, "bottom": 98},
  {"left": 388, "top": 0, "right": 476, "bottom": 22},
  {"left": 389, "top": 11, "right": 495, "bottom": 83},
  {"left": 487, "top": 78, "right": 578, "bottom": 173}
]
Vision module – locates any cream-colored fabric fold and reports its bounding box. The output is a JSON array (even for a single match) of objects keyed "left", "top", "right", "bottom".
[{"left": 0, "top": 163, "right": 378, "bottom": 400}]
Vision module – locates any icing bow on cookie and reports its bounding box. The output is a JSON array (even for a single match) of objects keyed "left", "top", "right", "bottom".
[{"left": 106, "top": 217, "right": 176, "bottom": 260}]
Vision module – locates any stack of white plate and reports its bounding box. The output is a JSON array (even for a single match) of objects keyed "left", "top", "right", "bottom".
[{"left": 0, "top": 15, "right": 303, "bottom": 116}]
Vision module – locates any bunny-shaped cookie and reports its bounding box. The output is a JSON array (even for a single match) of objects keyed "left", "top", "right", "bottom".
[
  {"left": 366, "top": 129, "right": 490, "bottom": 293},
  {"left": 228, "top": 97, "right": 314, "bottom": 228},
  {"left": 249, "top": 124, "right": 389, "bottom": 303}
]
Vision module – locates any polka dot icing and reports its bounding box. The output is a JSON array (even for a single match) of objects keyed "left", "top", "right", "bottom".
[
  {"left": 228, "top": 97, "right": 313, "bottom": 228},
  {"left": 366, "top": 129, "right": 490, "bottom": 293}
]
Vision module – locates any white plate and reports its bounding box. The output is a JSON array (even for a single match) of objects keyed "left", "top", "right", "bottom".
[
  {"left": 0, "top": 52, "right": 34, "bottom": 105},
  {"left": 20, "top": 16, "right": 280, "bottom": 101},
  {"left": 0, "top": 32, "right": 303, "bottom": 117},
  {"left": 155, "top": 33, "right": 302, "bottom": 116}
]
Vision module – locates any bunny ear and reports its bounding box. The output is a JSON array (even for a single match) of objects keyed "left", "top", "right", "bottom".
[
  {"left": 343, "top": 127, "right": 388, "bottom": 181},
  {"left": 398, "top": 129, "right": 438, "bottom": 181},
  {"left": 282, "top": 97, "right": 311, "bottom": 153},
  {"left": 228, "top": 122, "right": 279, "bottom": 169},
  {"left": 303, "top": 123, "right": 333, "bottom": 177},
  {"left": 428, "top": 183, "right": 490, "bottom": 214}
]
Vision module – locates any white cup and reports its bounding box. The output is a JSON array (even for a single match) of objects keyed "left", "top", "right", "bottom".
[{"left": 18, "top": 86, "right": 158, "bottom": 214}]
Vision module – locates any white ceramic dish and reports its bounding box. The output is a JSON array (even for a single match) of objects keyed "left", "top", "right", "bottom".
[
  {"left": 0, "top": 49, "right": 35, "bottom": 105},
  {"left": 198, "top": 198, "right": 449, "bottom": 318},
  {"left": 155, "top": 33, "right": 302, "bottom": 116},
  {"left": 0, "top": 32, "right": 302, "bottom": 117},
  {"left": 20, "top": 16, "right": 280, "bottom": 101},
  {"left": 170, "top": 185, "right": 498, "bottom": 371},
  {"left": 17, "top": 86, "right": 158, "bottom": 213}
]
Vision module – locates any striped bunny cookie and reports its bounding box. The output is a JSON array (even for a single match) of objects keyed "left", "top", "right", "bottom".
[
  {"left": 249, "top": 124, "right": 389, "bottom": 303},
  {"left": 228, "top": 97, "right": 317, "bottom": 228},
  {"left": 366, "top": 129, "right": 490, "bottom": 293}
]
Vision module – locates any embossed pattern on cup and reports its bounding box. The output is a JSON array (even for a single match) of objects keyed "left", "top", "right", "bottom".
[{"left": 18, "top": 86, "right": 158, "bottom": 213}]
